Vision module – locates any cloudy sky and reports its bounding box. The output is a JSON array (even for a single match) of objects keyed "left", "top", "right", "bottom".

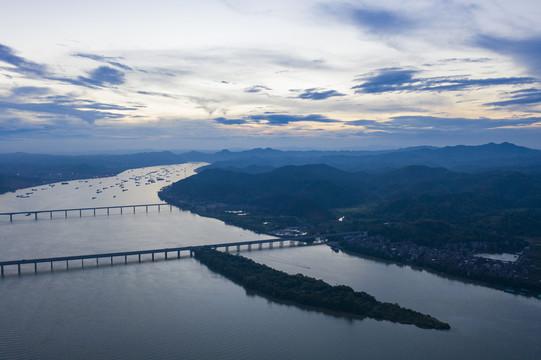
[{"left": 1, "top": 0, "right": 541, "bottom": 152}]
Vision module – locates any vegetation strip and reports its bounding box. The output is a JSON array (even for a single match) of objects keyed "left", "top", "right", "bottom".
[{"left": 194, "top": 248, "right": 450, "bottom": 330}]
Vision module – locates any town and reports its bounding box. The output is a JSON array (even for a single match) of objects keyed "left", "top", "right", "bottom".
[{"left": 337, "top": 233, "right": 541, "bottom": 297}]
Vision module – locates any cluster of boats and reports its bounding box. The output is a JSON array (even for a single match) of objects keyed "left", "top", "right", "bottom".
[{"left": 13, "top": 165, "right": 188, "bottom": 202}]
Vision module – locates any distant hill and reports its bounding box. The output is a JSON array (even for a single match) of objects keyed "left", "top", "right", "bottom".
[
  {"left": 3, "top": 142, "right": 541, "bottom": 194},
  {"left": 200, "top": 142, "right": 541, "bottom": 173},
  {"left": 159, "top": 163, "right": 541, "bottom": 223},
  {"left": 160, "top": 164, "right": 366, "bottom": 220}
]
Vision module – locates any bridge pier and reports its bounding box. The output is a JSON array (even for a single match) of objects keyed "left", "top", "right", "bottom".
[
  {"left": 18, "top": 264, "right": 21, "bottom": 275},
  {"left": 237, "top": 245, "right": 240, "bottom": 252},
  {"left": 165, "top": 252, "right": 168, "bottom": 260},
  {"left": 177, "top": 250, "right": 181, "bottom": 258},
  {"left": 225, "top": 246, "right": 229, "bottom": 252},
  {"left": 107, "top": 208, "right": 110, "bottom": 216},
  {"left": 152, "top": 253, "right": 155, "bottom": 261},
  {"left": 158, "top": 205, "right": 161, "bottom": 212},
  {"left": 138, "top": 254, "right": 141, "bottom": 263},
  {"left": 34, "top": 262, "right": 37, "bottom": 273},
  {"left": 65, "top": 210, "right": 67, "bottom": 218},
  {"left": 34, "top": 212, "right": 37, "bottom": 220},
  {"left": 125, "top": 255, "right": 127, "bottom": 264},
  {"left": 66, "top": 260, "right": 69, "bottom": 270},
  {"left": 9, "top": 214, "right": 12, "bottom": 222},
  {"left": 133, "top": 206, "right": 136, "bottom": 214},
  {"left": 146, "top": 206, "right": 148, "bottom": 213},
  {"left": 50, "top": 211, "right": 53, "bottom": 219},
  {"left": 79, "top": 209, "right": 82, "bottom": 217},
  {"left": 94, "top": 209, "right": 96, "bottom": 216},
  {"left": 120, "top": 207, "right": 123, "bottom": 215}
]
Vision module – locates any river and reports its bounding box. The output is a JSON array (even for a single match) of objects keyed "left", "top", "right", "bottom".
[{"left": 0, "top": 163, "right": 540, "bottom": 359}]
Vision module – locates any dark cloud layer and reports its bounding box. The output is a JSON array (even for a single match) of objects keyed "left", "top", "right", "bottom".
[
  {"left": 349, "top": 7, "right": 414, "bottom": 34},
  {"left": 353, "top": 68, "right": 535, "bottom": 94},
  {"left": 0, "top": 98, "right": 137, "bottom": 124},
  {"left": 10, "top": 86, "right": 51, "bottom": 97},
  {"left": 73, "top": 53, "right": 132, "bottom": 70},
  {"left": 0, "top": 44, "right": 47, "bottom": 77},
  {"left": 215, "top": 113, "right": 339, "bottom": 126},
  {"left": 485, "top": 88, "right": 541, "bottom": 107},
  {"left": 137, "top": 91, "right": 178, "bottom": 99},
  {"left": 349, "top": 115, "right": 540, "bottom": 132},
  {"left": 298, "top": 88, "right": 345, "bottom": 100},
  {"left": 0, "top": 44, "right": 127, "bottom": 89},
  {"left": 321, "top": 4, "right": 414, "bottom": 35},
  {"left": 244, "top": 85, "right": 271, "bottom": 93},
  {"left": 476, "top": 35, "right": 541, "bottom": 77},
  {"left": 78, "top": 66, "right": 125, "bottom": 87}
]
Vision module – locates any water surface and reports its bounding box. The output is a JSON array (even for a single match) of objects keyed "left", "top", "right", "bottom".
[{"left": 1, "top": 163, "right": 540, "bottom": 359}]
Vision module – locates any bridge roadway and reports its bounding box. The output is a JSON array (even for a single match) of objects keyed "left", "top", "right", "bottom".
[
  {"left": 0, "top": 232, "right": 362, "bottom": 276},
  {"left": 0, "top": 203, "right": 171, "bottom": 222}
]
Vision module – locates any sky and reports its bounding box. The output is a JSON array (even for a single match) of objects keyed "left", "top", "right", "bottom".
[{"left": 1, "top": 0, "right": 541, "bottom": 153}]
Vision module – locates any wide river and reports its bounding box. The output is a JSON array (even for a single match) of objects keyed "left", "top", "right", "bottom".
[{"left": 0, "top": 163, "right": 540, "bottom": 359}]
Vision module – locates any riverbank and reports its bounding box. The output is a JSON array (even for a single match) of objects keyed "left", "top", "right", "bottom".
[
  {"left": 336, "top": 233, "right": 541, "bottom": 297},
  {"left": 157, "top": 195, "right": 541, "bottom": 299}
]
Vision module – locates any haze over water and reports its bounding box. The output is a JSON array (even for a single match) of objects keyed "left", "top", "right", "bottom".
[{"left": 0, "top": 163, "right": 540, "bottom": 359}]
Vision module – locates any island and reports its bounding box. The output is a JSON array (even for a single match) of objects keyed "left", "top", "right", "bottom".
[{"left": 194, "top": 247, "right": 451, "bottom": 330}]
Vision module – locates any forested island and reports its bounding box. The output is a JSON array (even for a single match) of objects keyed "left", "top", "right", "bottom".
[{"left": 194, "top": 248, "right": 450, "bottom": 330}]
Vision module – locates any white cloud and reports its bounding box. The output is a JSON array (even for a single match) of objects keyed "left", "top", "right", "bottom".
[{"left": 1, "top": 0, "right": 540, "bottom": 151}]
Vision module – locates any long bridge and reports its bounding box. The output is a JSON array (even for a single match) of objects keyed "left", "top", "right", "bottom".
[
  {"left": 0, "top": 203, "right": 171, "bottom": 222},
  {"left": 0, "top": 232, "right": 361, "bottom": 276}
]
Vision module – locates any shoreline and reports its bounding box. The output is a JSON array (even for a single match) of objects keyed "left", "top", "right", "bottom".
[{"left": 157, "top": 195, "right": 541, "bottom": 299}]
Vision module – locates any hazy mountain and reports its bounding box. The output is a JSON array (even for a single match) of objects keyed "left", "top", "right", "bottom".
[{"left": 2, "top": 142, "right": 541, "bottom": 194}]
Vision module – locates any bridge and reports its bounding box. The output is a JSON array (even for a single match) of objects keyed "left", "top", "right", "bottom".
[
  {"left": 0, "top": 203, "right": 171, "bottom": 222},
  {"left": 0, "top": 232, "right": 361, "bottom": 276}
]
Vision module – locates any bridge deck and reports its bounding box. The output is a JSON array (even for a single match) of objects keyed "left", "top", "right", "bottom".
[
  {"left": 0, "top": 203, "right": 171, "bottom": 221},
  {"left": 0, "top": 232, "right": 361, "bottom": 276}
]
